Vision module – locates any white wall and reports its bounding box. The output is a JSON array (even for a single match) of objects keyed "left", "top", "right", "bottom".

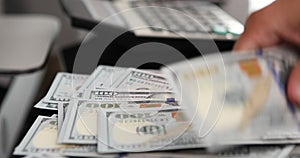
[{"left": 249, "top": 0, "right": 275, "bottom": 13}]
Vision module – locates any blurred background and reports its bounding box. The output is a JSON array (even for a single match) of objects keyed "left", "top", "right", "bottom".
[
  {"left": 0, "top": 0, "right": 275, "bottom": 101},
  {"left": 0, "top": 0, "right": 276, "bottom": 157}
]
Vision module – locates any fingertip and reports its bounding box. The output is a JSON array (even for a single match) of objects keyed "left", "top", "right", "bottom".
[
  {"left": 233, "top": 27, "right": 264, "bottom": 52},
  {"left": 233, "top": 36, "right": 258, "bottom": 52}
]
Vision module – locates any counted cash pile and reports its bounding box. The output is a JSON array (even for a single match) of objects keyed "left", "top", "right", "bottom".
[
  {"left": 13, "top": 46, "right": 300, "bottom": 157},
  {"left": 14, "top": 66, "right": 180, "bottom": 157}
]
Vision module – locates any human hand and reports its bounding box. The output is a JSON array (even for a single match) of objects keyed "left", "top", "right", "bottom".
[{"left": 234, "top": 0, "right": 300, "bottom": 105}]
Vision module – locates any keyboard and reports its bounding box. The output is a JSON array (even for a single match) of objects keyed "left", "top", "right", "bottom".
[
  {"left": 85, "top": 0, "right": 244, "bottom": 40},
  {"left": 130, "top": 0, "right": 243, "bottom": 37}
]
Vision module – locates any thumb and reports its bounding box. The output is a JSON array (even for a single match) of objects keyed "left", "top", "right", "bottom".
[{"left": 287, "top": 60, "right": 300, "bottom": 105}]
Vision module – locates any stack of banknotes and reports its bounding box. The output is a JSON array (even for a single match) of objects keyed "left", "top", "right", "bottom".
[{"left": 13, "top": 46, "right": 300, "bottom": 158}]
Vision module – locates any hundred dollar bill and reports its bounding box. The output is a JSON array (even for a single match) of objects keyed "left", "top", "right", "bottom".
[
  {"left": 44, "top": 72, "right": 89, "bottom": 103},
  {"left": 77, "top": 66, "right": 127, "bottom": 97},
  {"left": 260, "top": 46, "right": 298, "bottom": 85},
  {"left": 111, "top": 68, "right": 172, "bottom": 91},
  {"left": 162, "top": 46, "right": 300, "bottom": 145},
  {"left": 85, "top": 89, "right": 175, "bottom": 102},
  {"left": 13, "top": 115, "right": 115, "bottom": 157},
  {"left": 126, "top": 145, "right": 295, "bottom": 158},
  {"left": 261, "top": 46, "right": 300, "bottom": 124},
  {"left": 97, "top": 108, "right": 207, "bottom": 153},
  {"left": 57, "top": 103, "right": 69, "bottom": 132},
  {"left": 34, "top": 98, "right": 58, "bottom": 110},
  {"left": 60, "top": 99, "right": 179, "bottom": 144},
  {"left": 22, "top": 153, "right": 67, "bottom": 158},
  {"left": 97, "top": 104, "right": 299, "bottom": 154}
]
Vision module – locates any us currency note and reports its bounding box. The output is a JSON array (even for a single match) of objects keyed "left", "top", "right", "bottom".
[
  {"left": 22, "top": 153, "right": 67, "bottom": 158},
  {"left": 43, "top": 72, "right": 89, "bottom": 103},
  {"left": 260, "top": 46, "right": 298, "bottom": 86},
  {"left": 13, "top": 115, "right": 115, "bottom": 157},
  {"left": 85, "top": 89, "right": 175, "bottom": 102},
  {"left": 97, "top": 104, "right": 299, "bottom": 154},
  {"left": 97, "top": 108, "right": 207, "bottom": 153},
  {"left": 125, "top": 145, "right": 295, "bottom": 158},
  {"left": 162, "top": 46, "right": 300, "bottom": 145},
  {"left": 77, "top": 66, "right": 127, "bottom": 97},
  {"left": 261, "top": 46, "right": 300, "bottom": 125},
  {"left": 60, "top": 99, "right": 178, "bottom": 144},
  {"left": 34, "top": 98, "right": 58, "bottom": 110},
  {"left": 111, "top": 68, "right": 172, "bottom": 91},
  {"left": 57, "top": 103, "right": 69, "bottom": 132}
]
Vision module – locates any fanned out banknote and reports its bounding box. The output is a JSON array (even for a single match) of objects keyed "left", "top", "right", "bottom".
[
  {"left": 34, "top": 73, "right": 89, "bottom": 110},
  {"left": 34, "top": 98, "right": 58, "bottom": 111},
  {"left": 57, "top": 103, "right": 69, "bottom": 132},
  {"left": 35, "top": 66, "right": 172, "bottom": 109},
  {"left": 125, "top": 145, "right": 295, "bottom": 158},
  {"left": 59, "top": 99, "right": 179, "bottom": 144},
  {"left": 84, "top": 89, "right": 175, "bottom": 101},
  {"left": 43, "top": 72, "right": 89, "bottom": 103},
  {"left": 77, "top": 66, "right": 127, "bottom": 97},
  {"left": 97, "top": 108, "right": 207, "bottom": 153},
  {"left": 22, "top": 153, "right": 68, "bottom": 158},
  {"left": 111, "top": 68, "right": 172, "bottom": 91},
  {"left": 162, "top": 45, "right": 300, "bottom": 146},
  {"left": 96, "top": 104, "right": 300, "bottom": 154},
  {"left": 13, "top": 115, "right": 115, "bottom": 157}
]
